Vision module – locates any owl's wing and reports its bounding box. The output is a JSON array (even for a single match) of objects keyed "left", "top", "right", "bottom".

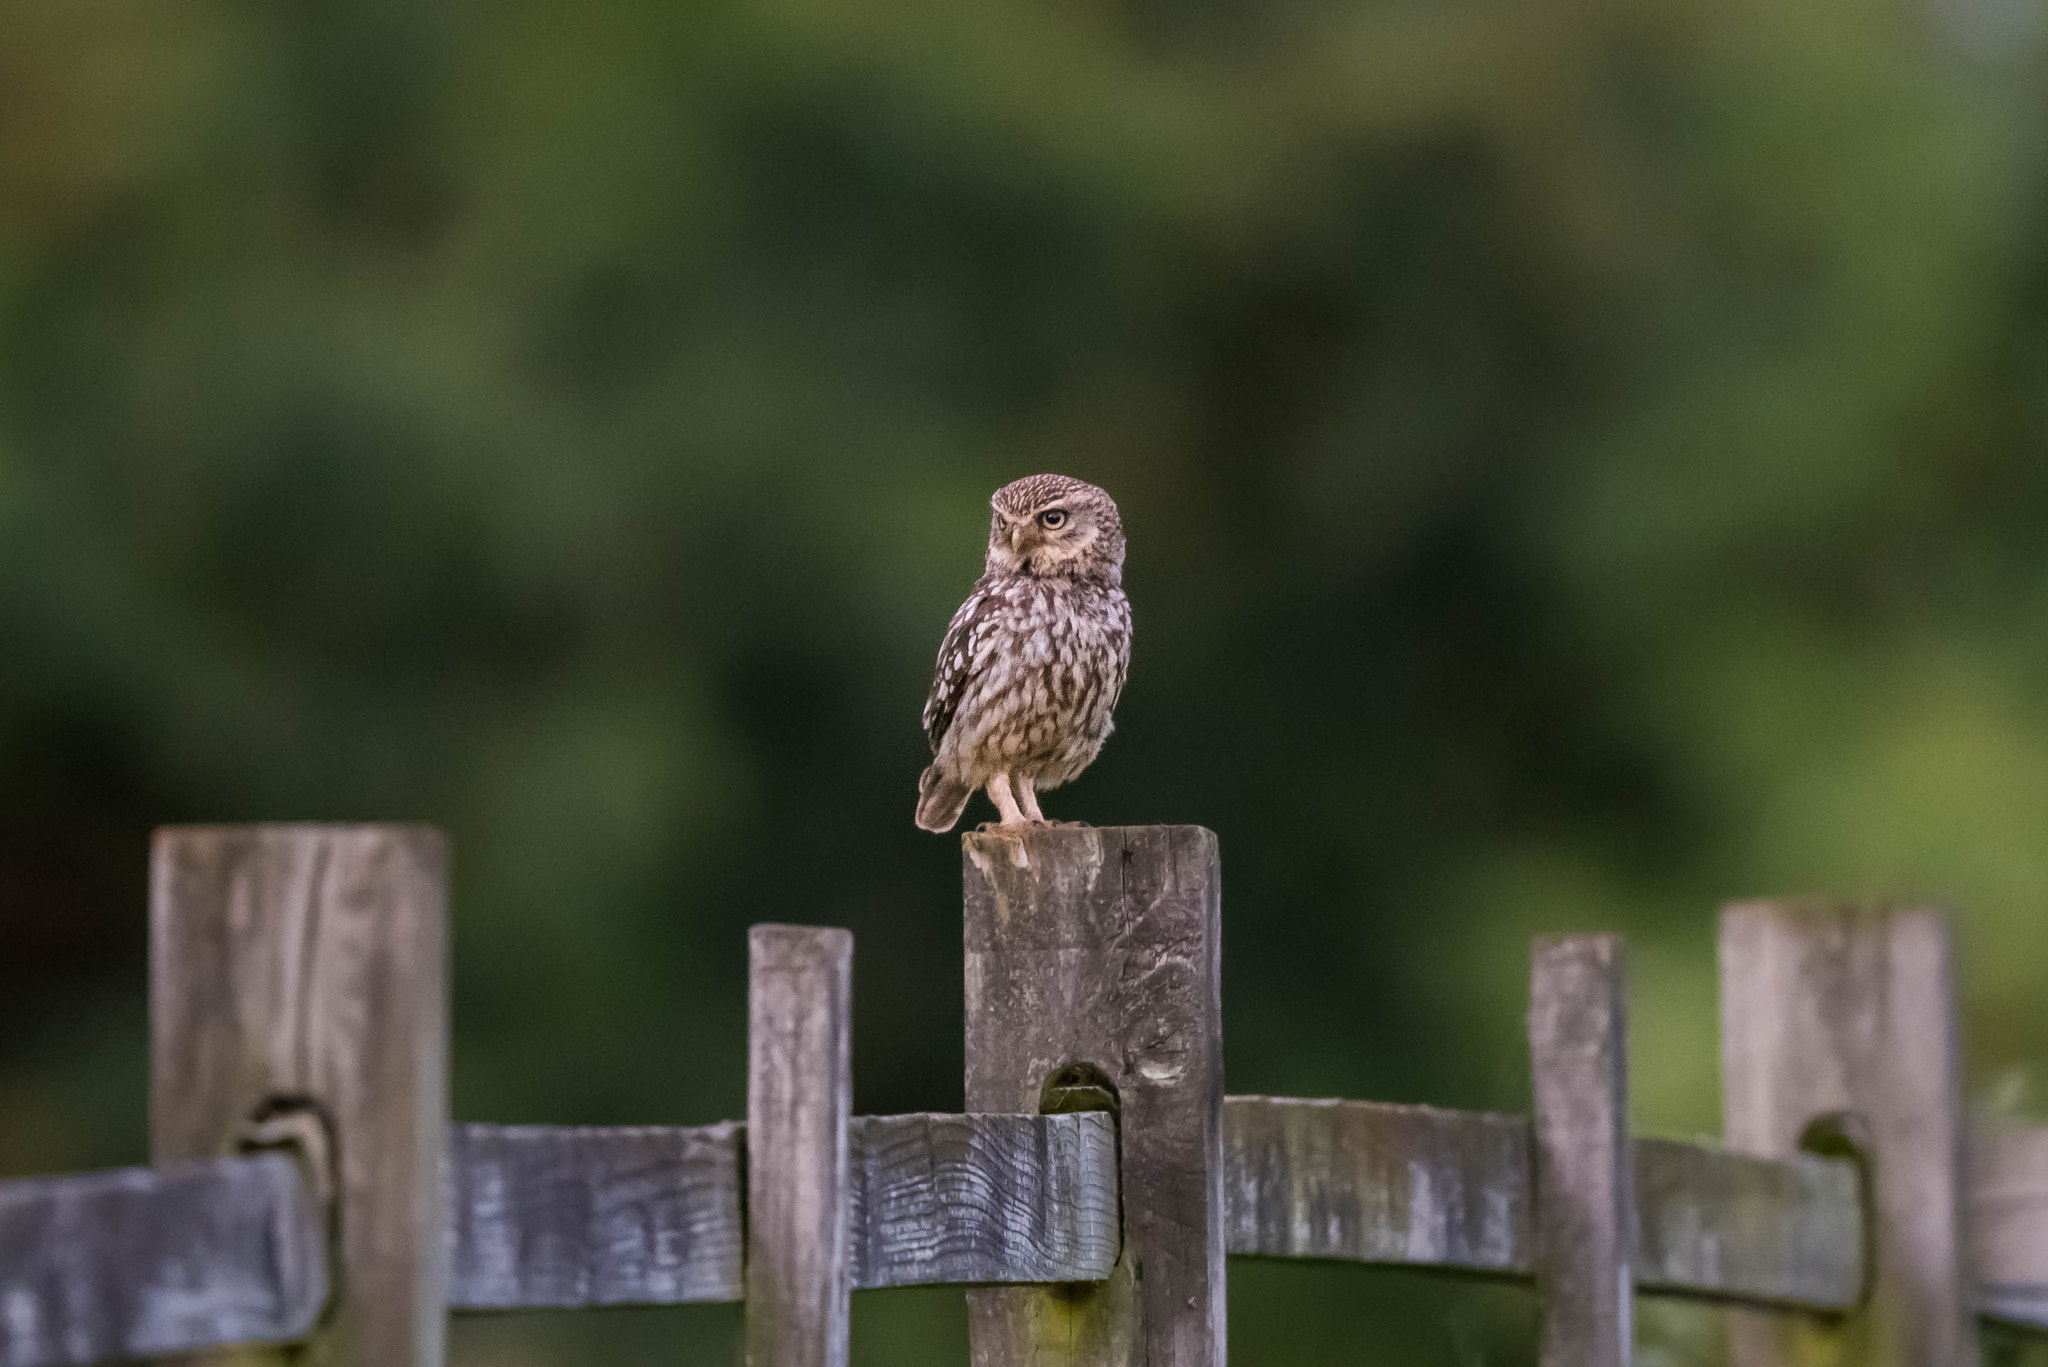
[{"left": 923, "top": 582, "right": 1002, "bottom": 754}]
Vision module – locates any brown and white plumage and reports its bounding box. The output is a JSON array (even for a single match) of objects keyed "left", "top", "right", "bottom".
[{"left": 915, "top": 474, "right": 1132, "bottom": 832}]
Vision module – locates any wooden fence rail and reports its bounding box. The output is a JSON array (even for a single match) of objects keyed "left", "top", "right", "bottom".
[{"left": 2, "top": 823, "right": 2047, "bottom": 1367}]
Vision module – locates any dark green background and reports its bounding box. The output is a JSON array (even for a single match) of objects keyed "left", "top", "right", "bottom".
[{"left": 4, "top": 0, "right": 2048, "bottom": 1361}]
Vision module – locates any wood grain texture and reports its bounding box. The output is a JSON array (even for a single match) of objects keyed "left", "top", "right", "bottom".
[
  {"left": 962, "top": 825, "right": 1225, "bottom": 1367},
  {"left": 443, "top": 1112, "right": 1118, "bottom": 1307},
  {"left": 1222, "top": 1096, "right": 1527, "bottom": 1272},
  {"left": 1973, "top": 1124, "right": 2048, "bottom": 1330},
  {"left": 1220, "top": 1097, "right": 1864, "bottom": 1310},
  {"left": 746, "top": 925, "right": 853, "bottom": 1367},
  {"left": 33, "top": 1101, "right": 2048, "bottom": 1349},
  {"left": 1721, "top": 902, "right": 1974, "bottom": 1367},
  {"left": 1530, "top": 935, "right": 1633, "bottom": 1367},
  {"left": 0, "top": 1154, "right": 324, "bottom": 1367},
  {"left": 152, "top": 825, "right": 448, "bottom": 1367},
  {"left": 850, "top": 1112, "right": 1118, "bottom": 1288},
  {"left": 448, "top": 1122, "right": 743, "bottom": 1308}
]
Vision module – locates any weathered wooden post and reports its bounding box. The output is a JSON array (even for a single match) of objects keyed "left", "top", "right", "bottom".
[
  {"left": 746, "top": 925, "right": 854, "bottom": 1367},
  {"left": 961, "top": 825, "right": 1225, "bottom": 1367},
  {"left": 1720, "top": 902, "right": 1975, "bottom": 1367},
  {"left": 151, "top": 825, "right": 449, "bottom": 1367},
  {"left": 1529, "top": 934, "right": 1634, "bottom": 1367}
]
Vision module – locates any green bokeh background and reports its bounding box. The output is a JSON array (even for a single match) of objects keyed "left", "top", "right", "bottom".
[{"left": 4, "top": 0, "right": 2048, "bottom": 1361}]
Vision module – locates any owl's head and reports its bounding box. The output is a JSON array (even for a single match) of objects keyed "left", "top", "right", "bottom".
[{"left": 985, "top": 474, "right": 1124, "bottom": 582}]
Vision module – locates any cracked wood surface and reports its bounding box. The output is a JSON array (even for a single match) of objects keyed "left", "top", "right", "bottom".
[
  {"left": 962, "top": 825, "right": 1225, "bottom": 1367},
  {"left": 151, "top": 825, "right": 448, "bottom": 1367},
  {"left": 445, "top": 1111, "right": 1119, "bottom": 1307}
]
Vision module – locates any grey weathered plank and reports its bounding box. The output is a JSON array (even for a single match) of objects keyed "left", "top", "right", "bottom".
[
  {"left": 447, "top": 1122, "right": 744, "bottom": 1308},
  {"left": 152, "top": 825, "right": 449, "bottom": 1367},
  {"left": 746, "top": 925, "right": 853, "bottom": 1367},
  {"left": 443, "top": 1112, "right": 1119, "bottom": 1307},
  {"left": 1634, "top": 1136, "right": 1861, "bottom": 1309},
  {"left": 1222, "top": 1096, "right": 1528, "bottom": 1272},
  {"left": 1721, "top": 902, "right": 1974, "bottom": 1367},
  {"left": 17, "top": 1102, "right": 2047, "bottom": 1350},
  {"left": 1974, "top": 1123, "right": 2048, "bottom": 1330},
  {"left": 962, "top": 825, "right": 1226, "bottom": 1367},
  {"left": 1221, "top": 1098, "right": 1862, "bottom": 1311},
  {"left": 0, "top": 1154, "right": 324, "bottom": 1367},
  {"left": 1530, "top": 935, "right": 1634, "bottom": 1367},
  {"left": 850, "top": 1111, "right": 1118, "bottom": 1288}
]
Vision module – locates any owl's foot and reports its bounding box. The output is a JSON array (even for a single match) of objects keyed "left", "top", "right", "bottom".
[
  {"left": 985, "top": 773, "right": 1034, "bottom": 827},
  {"left": 967, "top": 819, "right": 1035, "bottom": 870}
]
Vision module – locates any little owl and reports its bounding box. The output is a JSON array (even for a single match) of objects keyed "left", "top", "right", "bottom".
[{"left": 916, "top": 474, "right": 1132, "bottom": 832}]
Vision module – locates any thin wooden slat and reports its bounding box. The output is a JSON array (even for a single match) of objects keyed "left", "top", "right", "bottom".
[
  {"left": 447, "top": 1122, "right": 743, "bottom": 1308},
  {"left": 442, "top": 1112, "right": 1119, "bottom": 1308},
  {"left": 1220, "top": 1097, "right": 1865, "bottom": 1311},
  {"left": 849, "top": 1112, "right": 1118, "bottom": 1289},
  {"left": 1973, "top": 1124, "right": 2048, "bottom": 1330},
  {"left": 152, "top": 825, "right": 449, "bottom": 1367},
  {"left": 963, "top": 825, "right": 1226, "bottom": 1367},
  {"left": 0, "top": 1154, "right": 324, "bottom": 1367},
  {"left": 1721, "top": 902, "right": 1975, "bottom": 1367},
  {"left": 1530, "top": 934, "right": 1634, "bottom": 1367},
  {"left": 746, "top": 924, "right": 853, "bottom": 1367}
]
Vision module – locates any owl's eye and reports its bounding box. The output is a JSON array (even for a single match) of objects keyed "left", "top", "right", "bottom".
[{"left": 1039, "top": 509, "right": 1068, "bottom": 529}]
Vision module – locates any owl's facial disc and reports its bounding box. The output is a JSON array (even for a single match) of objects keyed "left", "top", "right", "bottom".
[
  {"left": 986, "top": 478, "right": 1120, "bottom": 579},
  {"left": 1010, "top": 503, "right": 1098, "bottom": 572}
]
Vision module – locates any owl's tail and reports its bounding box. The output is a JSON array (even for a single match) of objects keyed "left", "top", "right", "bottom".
[{"left": 915, "top": 766, "right": 973, "bottom": 833}]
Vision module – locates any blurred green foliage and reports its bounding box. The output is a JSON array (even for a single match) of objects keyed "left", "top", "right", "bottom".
[{"left": 3, "top": 0, "right": 2048, "bottom": 1361}]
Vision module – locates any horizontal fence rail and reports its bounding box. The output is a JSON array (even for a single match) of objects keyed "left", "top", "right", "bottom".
[
  {"left": 1225, "top": 1097, "right": 1863, "bottom": 1309},
  {"left": 0, "top": 1153, "right": 325, "bottom": 1367},
  {"left": 1975, "top": 1125, "right": 2048, "bottom": 1330},
  {"left": 448, "top": 1122, "right": 744, "bottom": 1308},
  {"left": 449, "top": 1112, "right": 1120, "bottom": 1308},
  {"left": 1222, "top": 1097, "right": 1865, "bottom": 1312},
  {"left": 13, "top": 1103, "right": 2048, "bottom": 1366}
]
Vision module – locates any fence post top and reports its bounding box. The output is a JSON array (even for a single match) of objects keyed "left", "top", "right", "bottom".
[
  {"left": 960, "top": 824, "right": 1216, "bottom": 847},
  {"left": 152, "top": 821, "right": 447, "bottom": 840},
  {"left": 749, "top": 924, "right": 855, "bottom": 953}
]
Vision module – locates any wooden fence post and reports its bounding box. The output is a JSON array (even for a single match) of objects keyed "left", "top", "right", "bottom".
[
  {"left": 746, "top": 925, "right": 853, "bottom": 1367},
  {"left": 961, "top": 825, "right": 1225, "bottom": 1367},
  {"left": 150, "top": 825, "right": 449, "bottom": 1367},
  {"left": 1529, "top": 934, "right": 1634, "bottom": 1367},
  {"left": 1720, "top": 902, "right": 1975, "bottom": 1367}
]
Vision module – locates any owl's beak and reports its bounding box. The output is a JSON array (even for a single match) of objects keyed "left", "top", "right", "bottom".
[{"left": 1006, "top": 522, "right": 1027, "bottom": 554}]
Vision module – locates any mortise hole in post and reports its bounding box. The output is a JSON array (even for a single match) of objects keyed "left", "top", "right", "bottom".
[
  {"left": 240, "top": 1094, "right": 344, "bottom": 1322},
  {"left": 1798, "top": 1110, "right": 1877, "bottom": 1313},
  {"left": 1040, "top": 1062, "right": 1119, "bottom": 1118}
]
